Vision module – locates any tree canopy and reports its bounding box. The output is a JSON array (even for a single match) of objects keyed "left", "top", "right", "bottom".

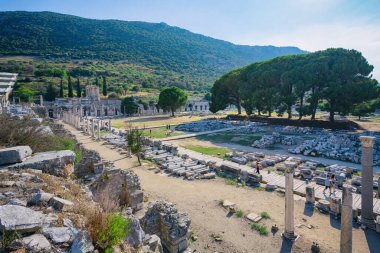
[
  {"left": 210, "top": 48, "right": 379, "bottom": 121},
  {"left": 158, "top": 86, "right": 188, "bottom": 116}
]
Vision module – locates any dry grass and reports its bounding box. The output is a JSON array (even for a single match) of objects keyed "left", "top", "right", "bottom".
[{"left": 112, "top": 114, "right": 224, "bottom": 128}]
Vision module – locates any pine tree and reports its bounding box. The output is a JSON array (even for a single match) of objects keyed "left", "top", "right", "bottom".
[
  {"left": 76, "top": 77, "right": 81, "bottom": 98},
  {"left": 68, "top": 76, "right": 73, "bottom": 98},
  {"left": 95, "top": 77, "right": 99, "bottom": 87},
  {"left": 59, "top": 78, "right": 64, "bottom": 97},
  {"left": 102, "top": 76, "right": 107, "bottom": 96}
]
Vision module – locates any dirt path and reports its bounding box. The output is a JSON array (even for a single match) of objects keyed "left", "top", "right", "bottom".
[{"left": 63, "top": 123, "right": 378, "bottom": 253}]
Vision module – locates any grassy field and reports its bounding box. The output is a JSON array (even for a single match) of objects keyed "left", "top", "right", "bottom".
[
  {"left": 112, "top": 114, "right": 224, "bottom": 128},
  {"left": 141, "top": 126, "right": 185, "bottom": 139},
  {"left": 181, "top": 144, "right": 231, "bottom": 157}
]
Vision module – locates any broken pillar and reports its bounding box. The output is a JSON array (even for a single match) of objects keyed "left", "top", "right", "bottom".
[{"left": 340, "top": 185, "right": 353, "bottom": 253}]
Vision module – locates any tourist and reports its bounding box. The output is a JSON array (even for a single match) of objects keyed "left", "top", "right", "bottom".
[
  {"left": 323, "top": 175, "right": 331, "bottom": 195},
  {"left": 331, "top": 174, "right": 336, "bottom": 194},
  {"left": 255, "top": 161, "right": 260, "bottom": 174}
]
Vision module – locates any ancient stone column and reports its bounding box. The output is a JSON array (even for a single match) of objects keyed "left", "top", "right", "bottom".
[
  {"left": 359, "top": 136, "right": 376, "bottom": 228},
  {"left": 97, "top": 120, "right": 101, "bottom": 140},
  {"left": 283, "top": 167, "right": 298, "bottom": 240},
  {"left": 86, "top": 118, "right": 90, "bottom": 134},
  {"left": 91, "top": 119, "right": 95, "bottom": 138},
  {"left": 305, "top": 185, "right": 315, "bottom": 205},
  {"left": 108, "top": 119, "right": 112, "bottom": 131},
  {"left": 340, "top": 185, "right": 353, "bottom": 253}
]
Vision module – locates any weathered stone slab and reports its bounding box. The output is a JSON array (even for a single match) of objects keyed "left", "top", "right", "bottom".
[
  {"left": 0, "top": 205, "right": 48, "bottom": 232},
  {"left": 48, "top": 197, "right": 74, "bottom": 211},
  {"left": 246, "top": 212, "right": 262, "bottom": 223},
  {"left": 18, "top": 234, "right": 51, "bottom": 252},
  {"left": 42, "top": 227, "right": 73, "bottom": 244},
  {"left": 0, "top": 146, "right": 32, "bottom": 165},
  {"left": 130, "top": 190, "right": 144, "bottom": 211},
  {"left": 222, "top": 200, "right": 235, "bottom": 208},
  {"left": 5, "top": 150, "right": 75, "bottom": 177},
  {"left": 70, "top": 231, "right": 94, "bottom": 253}
]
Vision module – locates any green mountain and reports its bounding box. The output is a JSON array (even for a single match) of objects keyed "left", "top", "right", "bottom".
[{"left": 0, "top": 11, "right": 306, "bottom": 87}]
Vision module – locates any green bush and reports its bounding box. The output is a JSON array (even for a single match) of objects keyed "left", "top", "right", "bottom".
[
  {"left": 98, "top": 213, "right": 131, "bottom": 251},
  {"left": 260, "top": 212, "right": 270, "bottom": 219},
  {"left": 251, "top": 223, "right": 268, "bottom": 236},
  {"left": 235, "top": 210, "right": 244, "bottom": 218}
]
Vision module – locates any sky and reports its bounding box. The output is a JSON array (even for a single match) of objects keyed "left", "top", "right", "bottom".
[{"left": 1, "top": 0, "right": 380, "bottom": 80}]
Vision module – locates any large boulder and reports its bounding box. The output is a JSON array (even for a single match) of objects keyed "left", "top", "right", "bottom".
[
  {"left": 0, "top": 146, "right": 32, "bottom": 165},
  {"left": 5, "top": 150, "right": 75, "bottom": 177},
  {"left": 0, "top": 205, "right": 49, "bottom": 233}
]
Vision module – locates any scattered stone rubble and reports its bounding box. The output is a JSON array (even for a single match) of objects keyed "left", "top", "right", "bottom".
[
  {"left": 142, "top": 139, "right": 216, "bottom": 180},
  {"left": 289, "top": 131, "right": 380, "bottom": 166},
  {"left": 175, "top": 119, "right": 250, "bottom": 132},
  {"left": 252, "top": 132, "right": 298, "bottom": 148}
]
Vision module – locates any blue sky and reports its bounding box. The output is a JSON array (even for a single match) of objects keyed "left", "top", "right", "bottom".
[{"left": 1, "top": 0, "right": 379, "bottom": 79}]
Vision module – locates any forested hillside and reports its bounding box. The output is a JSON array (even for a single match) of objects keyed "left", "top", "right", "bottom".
[{"left": 0, "top": 11, "right": 306, "bottom": 88}]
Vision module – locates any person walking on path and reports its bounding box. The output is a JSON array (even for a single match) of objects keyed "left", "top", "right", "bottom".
[
  {"left": 255, "top": 161, "right": 260, "bottom": 174},
  {"left": 323, "top": 175, "right": 331, "bottom": 195}
]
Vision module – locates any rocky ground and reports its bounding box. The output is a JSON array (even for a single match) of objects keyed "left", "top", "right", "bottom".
[{"left": 64, "top": 123, "right": 380, "bottom": 253}]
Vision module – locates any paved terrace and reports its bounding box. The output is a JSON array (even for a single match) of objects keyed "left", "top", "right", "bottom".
[{"left": 174, "top": 146, "right": 380, "bottom": 216}]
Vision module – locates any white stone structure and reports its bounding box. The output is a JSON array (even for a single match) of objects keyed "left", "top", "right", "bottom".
[
  {"left": 44, "top": 85, "right": 121, "bottom": 118},
  {"left": 184, "top": 100, "right": 209, "bottom": 112},
  {"left": 0, "top": 72, "right": 18, "bottom": 105},
  {"left": 340, "top": 185, "right": 353, "bottom": 253}
]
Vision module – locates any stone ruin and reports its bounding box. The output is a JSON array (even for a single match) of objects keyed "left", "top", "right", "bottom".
[
  {"left": 252, "top": 132, "right": 298, "bottom": 148},
  {"left": 142, "top": 139, "right": 216, "bottom": 180},
  {"left": 140, "top": 201, "right": 191, "bottom": 253}
]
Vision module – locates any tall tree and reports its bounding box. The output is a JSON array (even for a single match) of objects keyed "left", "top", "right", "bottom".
[
  {"left": 68, "top": 76, "right": 73, "bottom": 98},
  {"left": 95, "top": 77, "right": 99, "bottom": 87},
  {"left": 45, "top": 82, "right": 57, "bottom": 101},
  {"left": 158, "top": 86, "right": 188, "bottom": 116},
  {"left": 76, "top": 77, "right": 81, "bottom": 98},
  {"left": 59, "top": 78, "right": 64, "bottom": 97},
  {"left": 126, "top": 126, "right": 144, "bottom": 166},
  {"left": 121, "top": 97, "right": 139, "bottom": 115},
  {"left": 102, "top": 76, "right": 107, "bottom": 96}
]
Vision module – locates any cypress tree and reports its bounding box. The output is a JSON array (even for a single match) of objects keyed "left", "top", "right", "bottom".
[
  {"left": 76, "top": 77, "right": 81, "bottom": 98},
  {"left": 102, "top": 76, "right": 107, "bottom": 96},
  {"left": 68, "top": 76, "right": 73, "bottom": 98},
  {"left": 95, "top": 77, "right": 99, "bottom": 87},
  {"left": 45, "top": 82, "right": 57, "bottom": 101},
  {"left": 59, "top": 78, "right": 64, "bottom": 97}
]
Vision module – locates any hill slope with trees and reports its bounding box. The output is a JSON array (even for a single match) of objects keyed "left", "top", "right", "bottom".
[{"left": 0, "top": 11, "right": 306, "bottom": 87}]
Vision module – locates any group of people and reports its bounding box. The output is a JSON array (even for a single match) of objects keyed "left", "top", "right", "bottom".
[{"left": 165, "top": 124, "right": 175, "bottom": 137}]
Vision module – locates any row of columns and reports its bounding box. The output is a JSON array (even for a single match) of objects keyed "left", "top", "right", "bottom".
[
  {"left": 62, "top": 110, "right": 112, "bottom": 141},
  {"left": 282, "top": 136, "right": 376, "bottom": 253}
]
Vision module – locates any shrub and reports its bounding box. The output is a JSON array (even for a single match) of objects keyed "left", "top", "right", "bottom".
[
  {"left": 260, "top": 212, "right": 270, "bottom": 219},
  {"left": 218, "top": 199, "right": 224, "bottom": 205},
  {"left": 98, "top": 213, "right": 131, "bottom": 251},
  {"left": 251, "top": 223, "right": 269, "bottom": 236},
  {"left": 235, "top": 210, "right": 244, "bottom": 218}
]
